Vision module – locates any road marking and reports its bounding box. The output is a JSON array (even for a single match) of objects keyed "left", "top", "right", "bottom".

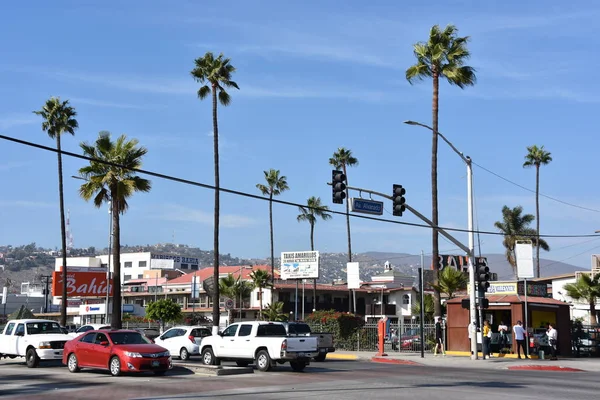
[{"left": 325, "top": 353, "right": 358, "bottom": 360}]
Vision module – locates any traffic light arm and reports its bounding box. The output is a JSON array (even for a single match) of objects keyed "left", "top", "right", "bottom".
[{"left": 327, "top": 182, "right": 470, "bottom": 255}]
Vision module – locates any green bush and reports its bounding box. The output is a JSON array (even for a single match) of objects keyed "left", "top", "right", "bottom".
[{"left": 305, "top": 310, "right": 365, "bottom": 350}]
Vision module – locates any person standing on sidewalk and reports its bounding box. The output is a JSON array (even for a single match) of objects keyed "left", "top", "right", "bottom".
[
  {"left": 434, "top": 317, "right": 446, "bottom": 356},
  {"left": 513, "top": 320, "right": 528, "bottom": 359},
  {"left": 498, "top": 320, "right": 508, "bottom": 352},
  {"left": 547, "top": 323, "right": 558, "bottom": 360},
  {"left": 482, "top": 320, "right": 492, "bottom": 359}
]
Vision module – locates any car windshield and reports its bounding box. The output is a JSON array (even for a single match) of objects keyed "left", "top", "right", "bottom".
[
  {"left": 26, "top": 322, "right": 63, "bottom": 334},
  {"left": 109, "top": 332, "right": 151, "bottom": 345}
]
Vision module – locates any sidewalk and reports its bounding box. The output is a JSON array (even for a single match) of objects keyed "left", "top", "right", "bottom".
[{"left": 327, "top": 350, "right": 600, "bottom": 372}]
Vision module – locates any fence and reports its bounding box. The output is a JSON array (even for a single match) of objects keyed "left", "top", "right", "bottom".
[{"left": 306, "top": 322, "right": 437, "bottom": 353}]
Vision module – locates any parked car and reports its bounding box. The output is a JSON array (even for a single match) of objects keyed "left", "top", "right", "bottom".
[
  {"left": 0, "top": 319, "right": 71, "bottom": 367},
  {"left": 63, "top": 329, "right": 172, "bottom": 376},
  {"left": 69, "top": 324, "right": 111, "bottom": 338},
  {"left": 280, "top": 322, "right": 335, "bottom": 361},
  {"left": 200, "top": 321, "right": 318, "bottom": 372},
  {"left": 154, "top": 326, "right": 211, "bottom": 361},
  {"left": 133, "top": 328, "right": 161, "bottom": 341}
]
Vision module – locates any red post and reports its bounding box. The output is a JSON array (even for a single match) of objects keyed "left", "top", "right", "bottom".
[{"left": 377, "top": 317, "right": 388, "bottom": 357}]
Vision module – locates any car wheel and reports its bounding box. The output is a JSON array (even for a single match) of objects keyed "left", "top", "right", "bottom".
[
  {"left": 201, "top": 347, "right": 216, "bottom": 365},
  {"left": 180, "top": 347, "right": 189, "bottom": 361},
  {"left": 109, "top": 356, "right": 121, "bottom": 376},
  {"left": 290, "top": 361, "right": 306, "bottom": 372},
  {"left": 67, "top": 353, "right": 80, "bottom": 373},
  {"left": 26, "top": 348, "right": 39, "bottom": 368},
  {"left": 255, "top": 350, "right": 272, "bottom": 372},
  {"left": 314, "top": 353, "right": 326, "bottom": 362}
]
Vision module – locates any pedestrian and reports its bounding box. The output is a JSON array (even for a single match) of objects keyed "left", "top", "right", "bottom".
[
  {"left": 513, "top": 320, "right": 528, "bottom": 359},
  {"left": 434, "top": 317, "right": 446, "bottom": 356},
  {"left": 482, "top": 320, "right": 492, "bottom": 359},
  {"left": 547, "top": 323, "right": 558, "bottom": 360},
  {"left": 468, "top": 321, "right": 475, "bottom": 355},
  {"left": 497, "top": 320, "right": 508, "bottom": 352}
]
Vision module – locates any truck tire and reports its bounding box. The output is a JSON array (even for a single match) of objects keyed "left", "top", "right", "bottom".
[
  {"left": 26, "top": 348, "right": 39, "bottom": 368},
  {"left": 255, "top": 350, "right": 272, "bottom": 372},
  {"left": 314, "top": 353, "right": 327, "bottom": 362},
  {"left": 201, "top": 347, "right": 217, "bottom": 365},
  {"left": 290, "top": 361, "right": 307, "bottom": 372}
]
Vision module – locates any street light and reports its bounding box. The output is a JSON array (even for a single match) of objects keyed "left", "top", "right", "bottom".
[
  {"left": 403, "top": 120, "right": 478, "bottom": 360},
  {"left": 72, "top": 175, "right": 112, "bottom": 324}
]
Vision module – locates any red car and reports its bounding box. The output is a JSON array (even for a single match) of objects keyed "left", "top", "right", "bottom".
[{"left": 63, "top": 329, "right": 172, "bottom": 376}]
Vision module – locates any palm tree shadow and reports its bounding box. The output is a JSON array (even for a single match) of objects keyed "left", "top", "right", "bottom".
[{"left": 416, "top": 380, "right": 525, "bottom": 389}]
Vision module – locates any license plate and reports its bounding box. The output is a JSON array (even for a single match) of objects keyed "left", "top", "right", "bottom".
[{"left": 152, "top": 361, "right": 160, "bottom": 367}]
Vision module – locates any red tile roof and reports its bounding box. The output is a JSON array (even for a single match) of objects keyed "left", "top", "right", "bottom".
[{"left": 167, "top": 265, "right": 275, "bottom": 285}]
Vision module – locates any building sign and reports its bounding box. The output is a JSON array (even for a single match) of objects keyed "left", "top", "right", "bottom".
[
  {"left": 280, "top": 251, "right": 319, "bottom": 280},
  {"left": 487, "top": 283, "right": 518, "bottom": 295},
  {"left": 347, "top": 262, "right": 360, "bottom": 289},
  {"left": 79, "top": 303, "right": 106, "bottom": 315},
  {"left": 437, "top": 254, "right": 488, "bottom": 272},
  {"left": 150, "top": 254, "right": 199, "bottom": 264},
  {"left": 52, "top": 271, "right": 113, "bottom": 297},
  {"left": 468, "top": 281, "right": 549, "bottom": 297}
]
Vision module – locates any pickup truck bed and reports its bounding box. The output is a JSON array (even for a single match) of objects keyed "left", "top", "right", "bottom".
[{"left": 281, "top": 322, "right": 335, "bottom": 362}]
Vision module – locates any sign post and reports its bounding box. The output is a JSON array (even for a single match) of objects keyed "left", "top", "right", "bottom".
[{"left": 516, "top": 240, "right": 534, "bottom": 358}]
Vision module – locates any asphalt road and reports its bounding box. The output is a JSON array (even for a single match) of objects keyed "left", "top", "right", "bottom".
[{"left": 1, "top": 357, "right": 598, "bottom": 400}]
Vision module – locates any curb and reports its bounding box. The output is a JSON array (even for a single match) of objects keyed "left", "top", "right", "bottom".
[
  {"left": 325, "top": 353, "right": 359, "bottom": 360},
  {"left": 446, "top": 351, "right": 539, "bottom": 359},
  {"left": 371, "top": 357, "right": 421, "bottom": 365},
  {"left": 507, "top": 365, "right": 583, "bottom": 372}
]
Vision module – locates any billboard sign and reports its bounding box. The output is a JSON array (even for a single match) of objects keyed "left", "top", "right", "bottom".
[
  {"left": 437, "top": 254, "right": 488, "bottom": 272},
  {"left": 52, "top": 271, "right": 113, "bottom": 297},
  {"left": 515, "top": 241, "right": 534, "bottom": 279},
  {"left": 150, "top": 258, "right": 175, "bottom": 270},
  {"left": 280, "top": 251, "right": 319, "bottom": 280},
  {"left": 79, "top": 303, "right": 106, "bottom": 315},
  {"left": 347, "top": 262, "right": 361, "bottom": 289}
]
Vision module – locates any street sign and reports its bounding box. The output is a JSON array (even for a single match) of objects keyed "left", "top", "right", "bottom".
[
  {"left": 351, "top": 198, "right": 384, "bottom": 215},
  {"left": 225, "top": 298, "right": 234, "bottom": 310}
]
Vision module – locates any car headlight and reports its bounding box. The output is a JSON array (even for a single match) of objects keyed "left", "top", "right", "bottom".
[
  {"left": 124, "top": 351, "right": 143, "bottom": 358},
  {"left": 158, "top": 351, "right": 170, "bottom": 357},
  {"left": 39, "top": 342, "right": 51, "bottom": 349}
]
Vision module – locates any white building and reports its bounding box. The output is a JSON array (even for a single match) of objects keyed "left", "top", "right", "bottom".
[{"left": 550, "top": 272, "right": 597, "bottom": 324}]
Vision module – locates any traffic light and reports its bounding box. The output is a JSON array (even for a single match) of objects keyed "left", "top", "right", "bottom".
[
  {"left": 332, "top": 170, "right": 347, "bottom": 204},
  {"left": 461, "top": 298, "right": 470, "bottom": 309},
  {"left": 479, "top": 298, "right": 490, "bottom": 309},
  {"left": 392, "top": 184, "right": 406, "bottom": 216},
  {"left": 476, "top": 261, "right": 490, "bottom": 291}
]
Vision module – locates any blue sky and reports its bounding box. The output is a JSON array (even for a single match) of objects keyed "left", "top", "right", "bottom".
[{"left": 1, "top": 0, "right": 600, "bottom": 269}]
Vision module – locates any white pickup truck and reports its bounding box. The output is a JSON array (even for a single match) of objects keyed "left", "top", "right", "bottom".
[
  {"left": 199, "top": 321, "right": 318, "bottom": 372},
  {"left": 0, "top": 319, "right": 72, "bottom": 367}
]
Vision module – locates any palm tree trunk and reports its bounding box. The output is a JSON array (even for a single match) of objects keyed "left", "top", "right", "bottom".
[
  {"left": 535, "top": 165, "right": 540, "bottom": 278},
  {"left": 342, "top": 164, "right": 352, "bottom": 263},
  {"left": 212, "top": 85, "right": 221, "bottom": 332},
  {"left": 269, "top": 193, "right": 275, "bottom": 285},
  {"left": 431, "top": 69, "right": 441, "bottom": 318},
  {"left": 111, "top": 196, "right": 122, "bottom": 329},
  {"left": 258, "top": 287, "right": 263, "bottom": 320},
  {"left": 310, "top": 222, "right": 316, "bottom": 313},
  {"left": 590, "top": 301, "right": 597, "bottom": 325},
  {"left": 56, "top": 135, "right": 68, "bottom": 327}
]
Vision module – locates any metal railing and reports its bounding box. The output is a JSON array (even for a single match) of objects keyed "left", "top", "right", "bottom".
[{"left": 306, "top": 322, "right": 438, "bottom": 352}]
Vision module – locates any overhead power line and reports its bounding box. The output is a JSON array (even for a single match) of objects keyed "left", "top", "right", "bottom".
[
  {"left": 1, "top": 133, "right": 599, "bottom": 239},
  {"left": 472, "top": 160, "right": 600, "bottom": 213}
]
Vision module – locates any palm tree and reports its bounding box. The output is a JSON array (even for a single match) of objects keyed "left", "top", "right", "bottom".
[
  {"left": 406, "top": 24, "right": 476, "bottom": 318},
  {"left": 523, "top": 145, "right": 553, "bottom": 278},
  {"left": 77, "top": 131, "right": 151, "bottom": 328},
  {"left": 256, "top": 169, "right": 289, "bottom": 283},
  {"left": 249, "top": 269, "right": 272, "bottom": 320},
  {"left": 33, "top": 97, "right": 79, "bottom": 326},
  {"left": 262, "top": 302, "right": 289, "bottom": 322},
  {"left": 191, "top": 52, "right": 239, "bottom": 332},
  {"left": 411, "top": 294, "right": 435, "bottom": 322},
  {"left": 329, "top": 148, "right": 358, "bottom": 262},
  {"left": 297, "top": 196, "right": 332, "bottom": 312},
  {"left": 564, "top": 273, "right": 600, "bottom": 325},
  {"left": 494, "top": 205, "right": 550, "bottom": 278},
  {"left": 219, "top": 273, "right": 254, "bottom": 324},
  {"left": 431, "top": 267, "right": 468, "bottom": 299}
]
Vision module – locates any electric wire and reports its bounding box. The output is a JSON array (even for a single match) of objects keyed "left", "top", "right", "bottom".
[{"left": 1, "top": 133, "right": 599, "bottom": 239}]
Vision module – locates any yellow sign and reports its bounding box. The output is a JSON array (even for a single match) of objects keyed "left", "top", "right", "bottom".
[{"left": 467, "top": 282, "right": 518, "bottom": 295}]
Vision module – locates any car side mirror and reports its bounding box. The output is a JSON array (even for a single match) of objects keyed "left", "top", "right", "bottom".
[
  {"left": 218, "top": 331, "right": 223, "bottom": 336},
  {"left": 15, "top": 331, "right": 24, "bottom": 337},
  {"left": 100, "top": 341, "right": 109, "bottom": 346}
]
